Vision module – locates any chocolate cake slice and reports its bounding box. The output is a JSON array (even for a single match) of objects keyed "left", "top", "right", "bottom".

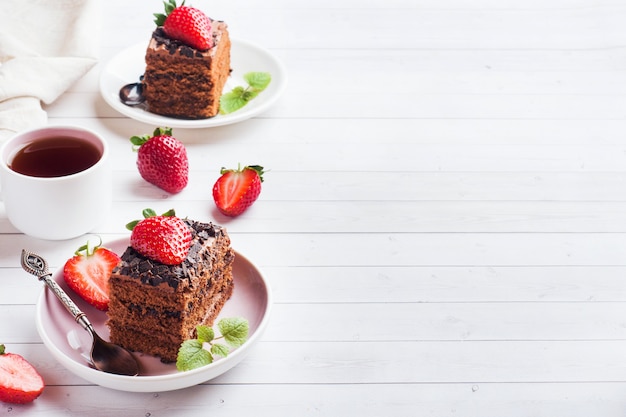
[
  {"left": 107, "top": 220, "right": 234, "bottom": 363},
  {"left": 142, "top": 21, "right": 231, "bottom": 119}
]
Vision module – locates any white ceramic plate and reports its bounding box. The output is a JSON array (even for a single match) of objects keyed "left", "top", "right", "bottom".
[
  {"left": 35, "top": 239, "right": 271, "bottom": 392},
  {"left": 99, "top": 39, "right": 287, "bottom": 128}
]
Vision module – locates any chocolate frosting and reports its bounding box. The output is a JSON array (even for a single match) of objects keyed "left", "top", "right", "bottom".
[{"left": 151, "top": 27, "right": 206, "bottom": 58}]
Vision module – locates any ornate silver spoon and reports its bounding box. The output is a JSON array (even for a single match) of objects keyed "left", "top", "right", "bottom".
[{"left": 21, "top": 249, "right": 140, "bottom": 376}]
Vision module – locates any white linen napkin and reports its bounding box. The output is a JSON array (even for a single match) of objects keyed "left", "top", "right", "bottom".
[{"left": 0, "top": 0, "right": 98, "bottom": 141}]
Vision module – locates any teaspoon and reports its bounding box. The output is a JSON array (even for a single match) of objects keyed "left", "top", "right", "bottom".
[
  {"left": 21, "top": 249, "right": 140, "bottom": 376},
  {"left": 119, "top": 80, "right": 145, "bottom": 106}
]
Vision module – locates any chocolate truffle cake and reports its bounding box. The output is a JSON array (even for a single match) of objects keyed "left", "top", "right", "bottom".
[
  {"left": 142, "top": 21, "right": 231, "bottom": 119},
  {"left": 107, "top": 220, "right": 234, "bottom": 363}
]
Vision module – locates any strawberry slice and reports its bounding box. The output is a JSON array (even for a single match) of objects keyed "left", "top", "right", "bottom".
[
  {"left": 63, "top": 239, "right": 121, "bottom": 311},
  {"left": 0, "top": 344, "right": 44, "bottom": 404},
  {"left": 212, "top": 165, "right": 265, "bottom": 217}
]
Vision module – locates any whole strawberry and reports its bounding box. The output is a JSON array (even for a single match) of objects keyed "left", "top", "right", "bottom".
[
  {"left": 154, "top": 0, "right": 213, "bottom": 51},
  {"left": 63, "top": 238, "right": 121, "bottom": 311},
  {"left": 212, "top": 165, "right": 264, "bottom": 217},
  {"left": 127, "top": 209, "right": 192, "bottom": 265},
  {"left": 0, "top": 344, "right": 44, "bottom": 404},
  {"left": 131, "top": 127, "right": 188, "bottom": 194}
]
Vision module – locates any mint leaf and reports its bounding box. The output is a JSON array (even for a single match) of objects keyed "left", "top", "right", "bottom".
[
  {"left": 242, "top": 90, "right": 259, "bottom": 101},
  {"left": 244, "top": 72, "right": 271, "bottom": 90},
  {"left": 219, "top": 72, "right": 272, "bottom": 114},
  {"left": 196, "top": 325, "right": 214, "bottom": 343},
  {"left": 176, "top": 317, "right": 249, "bottom": 372},
  {"left": 176, "top": 339, "right": 213, "bottom": 371},
  {"left": 220, "top": 90, "right": 249, "bottom": 114},
  {"left": 211, "top": 343, "right": 230, "bottom": 358},
  {"left": 218, "top": 317, "right": 249, "bottom": 348}
]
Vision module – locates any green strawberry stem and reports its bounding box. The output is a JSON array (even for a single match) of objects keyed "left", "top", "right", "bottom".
[
  {"left": 126, "top": 208, "right": 177, "bottom": 231},
  {"left": 74, "top": 236, "right": 103, "bottom": 257},
  {"left": 130, "top": 127, "right": 173, "bottom": 150},
  {"left": 154, "top": 0, "right": 181, "bottom": 26},
  {"left": 142, "top": 208, "right": 157, "bottom": 218},
  {"left": 220, "top": 164, "right": 265, "bottom": 183}
]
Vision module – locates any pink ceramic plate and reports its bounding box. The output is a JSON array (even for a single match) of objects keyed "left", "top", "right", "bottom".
[{"left": 35, "top": 238, "right": 271, "bottom": 392}]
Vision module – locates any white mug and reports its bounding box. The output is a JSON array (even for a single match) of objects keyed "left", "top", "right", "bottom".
[{"left": 0, "top": 125, "right": 111, "bottom": 240}]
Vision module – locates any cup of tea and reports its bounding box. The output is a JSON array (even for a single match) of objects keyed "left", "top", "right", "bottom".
[{"left": 0, "top": 125, "right": 111, "bottom": 240}]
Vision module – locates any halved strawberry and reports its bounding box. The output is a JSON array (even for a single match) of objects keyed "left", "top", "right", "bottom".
[
  {"left": 0, "top": 344, "right": 44, "bottom": 404},
  {"left": 154, "top": 0, "right": 213, "bottom": 51},
  {"left": 126, "top": 209, "right": 192, "bottom": 265},
  {"left": 212, "top": 165, "right": 265, "bottom": 217},
  {"left": 63, "top": 239, "right": 121, "bottom": 311}
]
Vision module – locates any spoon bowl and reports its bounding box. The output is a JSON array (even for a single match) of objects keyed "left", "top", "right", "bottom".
[
  {"left": 119, "top": 81, "right": 145, "bottom": 106},
  {"left": 21, "top": 249, "right": 140, "bottom": 376},
  {"left": 90, "top": 329, "right": 139, "bottom": 375}
]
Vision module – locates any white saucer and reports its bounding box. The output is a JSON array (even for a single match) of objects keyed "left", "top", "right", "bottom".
[
  {"left": 99, "top": 39, "right": 287, "bottom": 128},
  {"left": 35, "top": 239, "right": 271, "bottom": 392}
]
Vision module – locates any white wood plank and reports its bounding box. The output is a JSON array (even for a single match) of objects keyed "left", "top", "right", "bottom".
[
  {"left": 179, "top": 340, "right": 626, "bottom": 384},
  {"left": 6, "top": 382, "right": 626, "bottom": 417},
  {"left": 3, "top": 233, "right": 626, "bottom": 269},
  {"left": 75, "top": 46, "right": 626, "bottom": 96},
  {"left": 155, "top": 0, "right": 626, "bottom": 10},
  {"left": 266, "top": 265, "right": 626, "bottom": 303},
  {"left": 47, "top": 89, "right": 626, "bottom": 120},
  {"left": 79, "top": 47, "right": 626, "bottom": 95},
  {"left": 5, "top": 264, "right": 626, "bottom": 305},
  {"left": 230, "top": 233, "right": 626, "bottom": 268},
  {"left": 118, "top": 171, "right": 626, "bottom": 202},
  {"left": 46, "top": 117, "right": 626, "bottom": 146},
  {"left": 264, "top": 302, "right": 626, "bottom": 342},
  {"left": 10, "top": 340, "right": 626, "bottom": 386},
  {"left": 99, "top": 5, "right": 626, "bottom": 49},
  {"left": 35, "top": 122, "right": 626, "bottom": 174},
  {"left": 6, "top": 301, "right": 626, "bottom": 344},
  {"left": 97, "top": 201, "right": 626, "bottom": 234}
]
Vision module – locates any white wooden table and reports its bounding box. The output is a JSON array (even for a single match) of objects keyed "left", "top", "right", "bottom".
[{"left": 2, "top": 0, "right": 626, "bottom": 415}]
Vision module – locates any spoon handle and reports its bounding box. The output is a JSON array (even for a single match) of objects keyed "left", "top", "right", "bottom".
[{"left": 39, "top": 274, "right": 92, "bottom": 331}]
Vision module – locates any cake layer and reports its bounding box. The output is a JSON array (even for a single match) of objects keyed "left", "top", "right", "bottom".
[
  {"left": 108, "top": 266, "right": 233, "bottom": 332},
  {"left": 108, "top": 279, "right": 233, "bottom": 362},
  {"left": 142, "top": 22, "right": 231, "bottom": 119},
  {"left": 107, "top": 219, "right": 234, "bottom": 362}
]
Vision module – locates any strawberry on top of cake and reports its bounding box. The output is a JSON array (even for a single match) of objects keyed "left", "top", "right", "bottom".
[{"left": 155, "top": 0, "right": 214, "bottom": 51}]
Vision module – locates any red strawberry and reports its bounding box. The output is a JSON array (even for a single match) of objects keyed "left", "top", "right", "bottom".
[
  {"left": 127, "top": 209, "right": 192, "bottom": 265},
  {"left": 0, "top": 345, "right": 44, "bottom": 404},
  {"left": 130, "top": 127, "right": 189, "bottom": 194},
  {"left": 212, "top": 165, "right": 265, "bottom": 217},
  {"left": 154, "top": 0, "right": 213, "bottom": 51},
  {"left": 63, "top": 239, "right": 121, "bottom": 311}
]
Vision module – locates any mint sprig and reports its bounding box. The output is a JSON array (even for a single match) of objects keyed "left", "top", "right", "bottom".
[
  {"left": 219, "top": 72, "right": 271, "bottom": 114},
  {"left": 176, "top": 317, "right": 250, "bottom": 371}
]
